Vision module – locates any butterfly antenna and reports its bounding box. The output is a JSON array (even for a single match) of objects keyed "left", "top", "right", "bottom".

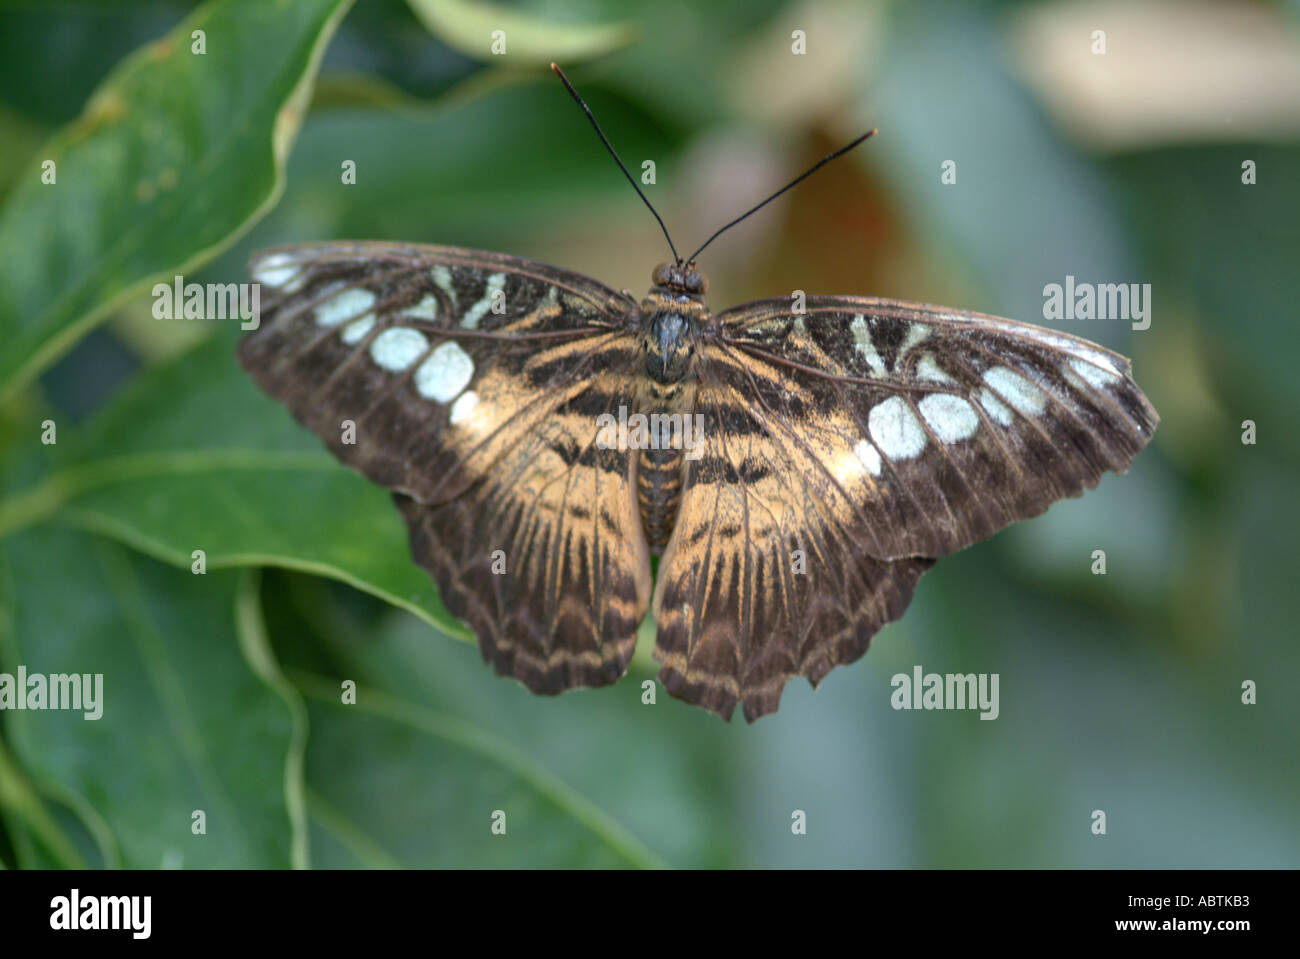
[
  {"left": 551, "top": 63, "right": 682, "bottom": 265},
  {"left": 684, "top": 128, "right": 878, "bottom": 265}
]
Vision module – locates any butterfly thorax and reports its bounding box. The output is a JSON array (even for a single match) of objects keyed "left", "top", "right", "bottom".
[
  {"left": 639, "top": 263, "right": 709, "bottom": 385},
  {"left": 636, "top": 263, "right": 709, "bottom": 552}
]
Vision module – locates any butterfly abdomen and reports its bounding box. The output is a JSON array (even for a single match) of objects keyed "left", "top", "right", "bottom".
[{"left": 637, "top": 444, "right": 684, "bottom": 554}]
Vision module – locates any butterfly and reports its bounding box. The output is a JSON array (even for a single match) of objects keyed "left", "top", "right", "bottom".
[{"left": 238, "top": 67, "right": 1158, "bottom": 722}]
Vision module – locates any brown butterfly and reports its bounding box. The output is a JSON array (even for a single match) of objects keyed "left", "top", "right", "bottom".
[{"left": 238, "top": 66, "right": 1157, "bottom": 721}]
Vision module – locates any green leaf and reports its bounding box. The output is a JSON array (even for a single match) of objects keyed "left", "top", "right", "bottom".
[
  {"left": 0, "top": 0, "right": 355, "bottom": 403},
  {"left": 268, "top": 573, "right": 728, "bottom": 868},
  {"left": 406, "top": 0, "right": 637, "bottom": 66},
  {"left": 295, "top": 674, "right": 663, "bottom": 868},
  {"left": 0, "top": 329, "right": 471, "bottom": 642},
  {"left": 0, "top": 736, "right": 87, "bottom": 869},
  {"left": 0, "top": 526, "right": 306, "bottom": 868},
  {"left": 249, "top": 572, "right": 666, "bottom": 866},
  {"left": 264, "top": 75, "right": 683, "bottom": 246}
]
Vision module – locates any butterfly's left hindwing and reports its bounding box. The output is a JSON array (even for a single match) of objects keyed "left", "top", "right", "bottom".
[
  {"left": 652, "top": 297, "right": 1157, "bottom": 720},
  {"left": 240, "top": 243, "right": 652, "bottom": 694}
]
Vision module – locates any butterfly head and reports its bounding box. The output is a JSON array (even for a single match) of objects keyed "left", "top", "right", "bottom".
[{"left": 651, "top": 261, "right": 709, "bottom": 296}]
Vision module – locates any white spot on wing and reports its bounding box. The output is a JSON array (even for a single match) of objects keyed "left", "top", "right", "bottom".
[
  {"left": 851, "top": 314, "right": 887, "bottom": 376},
  {"left": 315, "top": 288, "right": 376, "bottom": 328},
  {"left": 252, "top": 252, "right": 301, "bottom": 289},
  {"left": 449, "top": 390, "right": 479, "bottom": 425},
  {"left": 868, "top": 396, "right": 927, "bottom": 460},
  {"left": 1067, "top": 356, "right": 1121, "bottom": 390},
  {"left": 1038, "top": 335, "right": 1122, "bottom": 376},
  {"left": 257, "top": 252, "right": 296, "bottom": 269},
  {"left": 918, "top": 393, "right": 980, "bottom": 442},
  {"left": 403, "top": 294, "right": 438, "bottom": 321},
  {"left": 853, "top": 439, "right": 883, "bottom": 476},
  {"left": 431, "top": 266, "right": 456, "bottom": 305},
  {"left": 460, "top": 272, "right": 505, "bottom": 329},
  {"left": 254, "top": 266, "right": 299, "bottom": 287},
  {"left": 982, "top": 366, "right": 1046, "bottom": 417},
  {"left": 369, "top": 327, "right": 429, "bottom": 371},
  {"left": 1073, "top": 347, "right": 1121, "bottom": 377},
  {"left": 340, "top": 315, "right": 375, "bottom": 345},
  {"left": 978, "top": 388, "right": 1014, "bottom": 426},
  {"left": 915, "top": 353, "right": 954, "bottom": 383},
  {"left": 900, "top": 322, "right": 932, "bottom": 354},
  {"left": 415, "top": 341, "right": 474, "bottom": 403}
]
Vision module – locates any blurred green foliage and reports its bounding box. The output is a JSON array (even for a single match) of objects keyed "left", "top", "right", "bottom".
[{"left": 0, "top": 0, "right": 1296, "bottom": 868}]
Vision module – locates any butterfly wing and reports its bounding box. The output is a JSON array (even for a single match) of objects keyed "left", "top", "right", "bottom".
[
  {"left": 653, "top": 297, "right": 1158, "bottom": 721},
  {"left": 240, "top": 243, "right": 652, "bottom": 694}
]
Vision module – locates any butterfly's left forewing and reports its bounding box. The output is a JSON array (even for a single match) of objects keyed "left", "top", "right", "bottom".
[
  {"left": 240, "top": 243, "right": 652, "bottom": 694},
  {"left": 653, "top": 297, "right": 1157, "bottom": 720},
  {"left": 714, "top": 296, "right": 1158, "bottom": 559}
]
